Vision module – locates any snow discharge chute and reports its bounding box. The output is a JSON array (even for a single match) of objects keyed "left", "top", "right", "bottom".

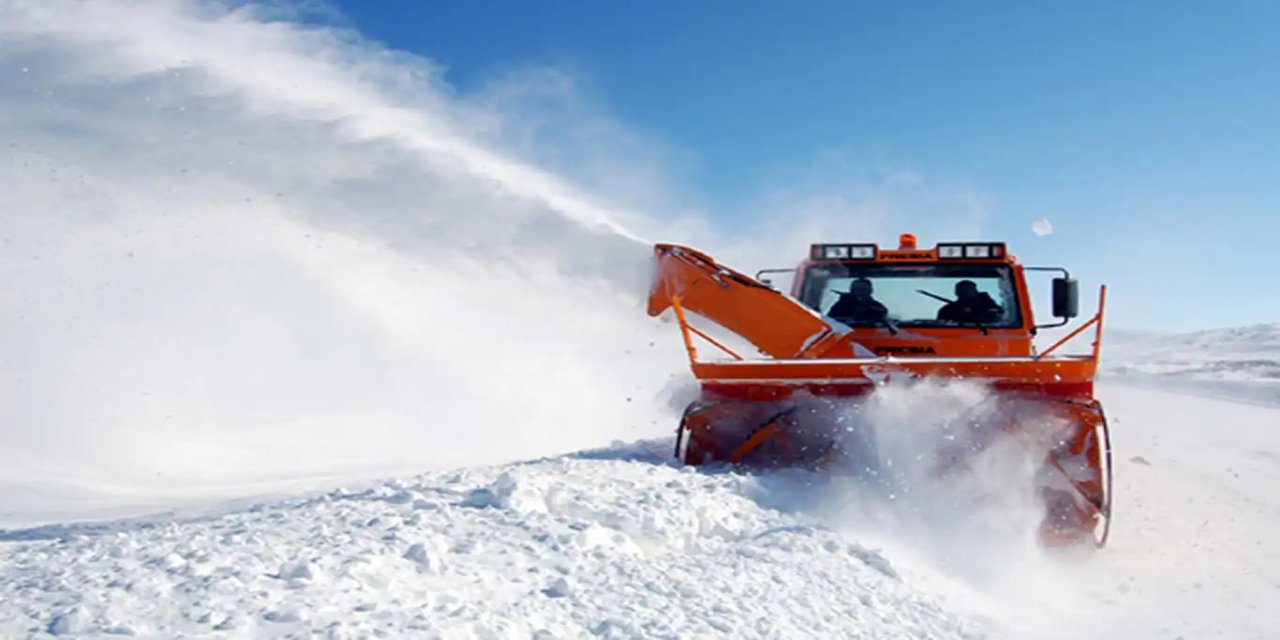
[{"left": 647, "top": 234, "right": 1113, "bottom": 548}]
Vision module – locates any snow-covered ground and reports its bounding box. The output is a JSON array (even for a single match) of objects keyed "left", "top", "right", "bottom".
[
  {"left": 1103, "top": 324, "right": 1280, "bottom": 406},
  {"left": 0, "top": 441, "right": 979, "bottom": 639},
  {"left": 2, "top": 381, "right": 1278, "bottom": 639},
  {"left": 1065, "top": 384, "right": 1280, "bottom": 640}
]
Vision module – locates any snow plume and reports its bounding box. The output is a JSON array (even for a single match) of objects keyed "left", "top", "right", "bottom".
[
  {"left": 738, "top": 379, "right": 1097, "bottom": 634},
  {"left": 756, "top": 380, "right": 1077, "bottom": 585},
  {"left": 0, "top": 0, "right": 688, "bottom": 523},
  {"left": 850, "top": 380, "right": 1053, "bottom": 546}
]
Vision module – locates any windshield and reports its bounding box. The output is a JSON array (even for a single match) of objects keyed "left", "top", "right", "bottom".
[{"left": 799, "top": 263, "right": 1023, "bottom": 328}]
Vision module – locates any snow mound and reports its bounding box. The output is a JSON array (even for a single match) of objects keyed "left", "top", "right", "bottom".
[{"left": 0, "top": 443, "right": 980, "bottom": 639}]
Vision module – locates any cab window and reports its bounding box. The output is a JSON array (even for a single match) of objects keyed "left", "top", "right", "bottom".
[{"left": 799, "top": 264, "right": 1023, "bottom": 328}]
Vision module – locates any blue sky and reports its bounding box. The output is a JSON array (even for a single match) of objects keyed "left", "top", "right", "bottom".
[{"left": 329, "top": 1, "right": 1277, "bottom": 331}]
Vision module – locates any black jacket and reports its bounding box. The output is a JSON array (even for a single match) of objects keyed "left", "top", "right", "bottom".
[
  {"left": 937, "top": 293, "right": 1002, "bottom": 324},
  {"left": 829, "top": 295, "right": 888, "bottom": 324}
]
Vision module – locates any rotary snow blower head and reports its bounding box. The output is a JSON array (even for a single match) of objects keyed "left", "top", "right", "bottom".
[{"left": 647, "top": 233, "right": 1113, "bottom": 548}]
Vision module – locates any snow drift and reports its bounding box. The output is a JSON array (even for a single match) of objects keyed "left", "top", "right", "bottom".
[{"left": 0, "top": 442, "right": 981, "bottom": 639}]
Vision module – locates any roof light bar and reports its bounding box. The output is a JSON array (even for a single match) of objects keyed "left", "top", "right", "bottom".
[
  {"left": 810, "top": 244, "right": 878, "bottom": 260},
  {"left": 937, "top": 243, "right": 1007, "bottom": 259}
]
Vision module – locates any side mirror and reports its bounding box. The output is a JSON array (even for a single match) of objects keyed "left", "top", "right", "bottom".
[{"left": 1052, "top": 277, "right": 1079, "bottom": 318}]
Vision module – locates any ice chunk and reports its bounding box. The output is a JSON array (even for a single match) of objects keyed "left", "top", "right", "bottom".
[
  {"left": 542, "top": 576, "right": 573, "bottom": 598},
  {"left": 403, "top": 541, "right": 446, "bottom": 573},
  {"left": 263, "top": 610, "right": 303, "bottom": 623},
  {"left": 48, "top": 608, "right": 88, "bottom": 636},
  {"left": 276, "top": 559, "right": 317, "bottom": 581}
]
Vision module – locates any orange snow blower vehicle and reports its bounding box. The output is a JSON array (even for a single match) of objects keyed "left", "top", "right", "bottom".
[{"left": 647, "top": 234, "right": 1112, "bottom": 547}]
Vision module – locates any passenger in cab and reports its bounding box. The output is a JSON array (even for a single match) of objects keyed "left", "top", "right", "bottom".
[
  {"left": 937, "top": 280, "right": 1003, "bottom": 324},
  {"left": 828, "top": 278, "right": 889, "bottom": 325}
]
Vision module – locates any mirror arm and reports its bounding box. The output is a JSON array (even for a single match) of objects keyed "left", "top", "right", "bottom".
[
  {"left": 1034, "top": 317, "right": 1072, "bottom": 330},
  {"left": 1023, "top": 266, "right": 1072, "bottom": 279},
  {"left": 1025, "top": 265, "right": 1078, "bottom": 323}
]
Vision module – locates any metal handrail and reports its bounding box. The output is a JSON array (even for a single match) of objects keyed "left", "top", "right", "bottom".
[{"left": 1035, "top": 285, "right": 1107, "bottom": 361}]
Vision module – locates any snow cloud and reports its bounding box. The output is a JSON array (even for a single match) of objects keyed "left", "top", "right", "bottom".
[
  {"left": 0, "top": 0, "right": 687, "bottom": 521},
  {"left": 749, "top": 379, "right": 1074, "bottom": 583}
]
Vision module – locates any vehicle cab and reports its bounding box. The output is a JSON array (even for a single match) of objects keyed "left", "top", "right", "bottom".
[{"left": 782, "top": 234, "right": 1055, "bottom": 357}]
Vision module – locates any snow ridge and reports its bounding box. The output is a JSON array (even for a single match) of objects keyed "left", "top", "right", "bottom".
[{"left": 0, "top": 442, "right": 979, "bottom": 639}]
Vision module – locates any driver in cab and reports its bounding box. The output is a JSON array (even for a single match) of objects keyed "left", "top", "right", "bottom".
[
  {"left": 828, "top": 278, "right": 889, "bottom": 325},
  {"left": 937, "top": 280, "right": 1003, "bottom": 325}
]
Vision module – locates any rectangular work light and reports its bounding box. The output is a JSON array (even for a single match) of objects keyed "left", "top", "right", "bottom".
[
  {"left": 938, "top": 245, "right": 964, "bottom": 259},
  {"left": 811, "top": 244, "right": 878, "bottom": 260},
  {"left": 937, "top": 243, "right": 1006, "bottom": 259}
]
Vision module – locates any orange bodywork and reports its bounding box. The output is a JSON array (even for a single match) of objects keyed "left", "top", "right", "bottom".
[{"left": 647, "top": 239, "right": 1113, "bottom": 548}]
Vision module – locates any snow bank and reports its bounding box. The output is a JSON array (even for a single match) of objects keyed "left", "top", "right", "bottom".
[{"left": 0, "top": 443, "right": 981, "bottom": 639}]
